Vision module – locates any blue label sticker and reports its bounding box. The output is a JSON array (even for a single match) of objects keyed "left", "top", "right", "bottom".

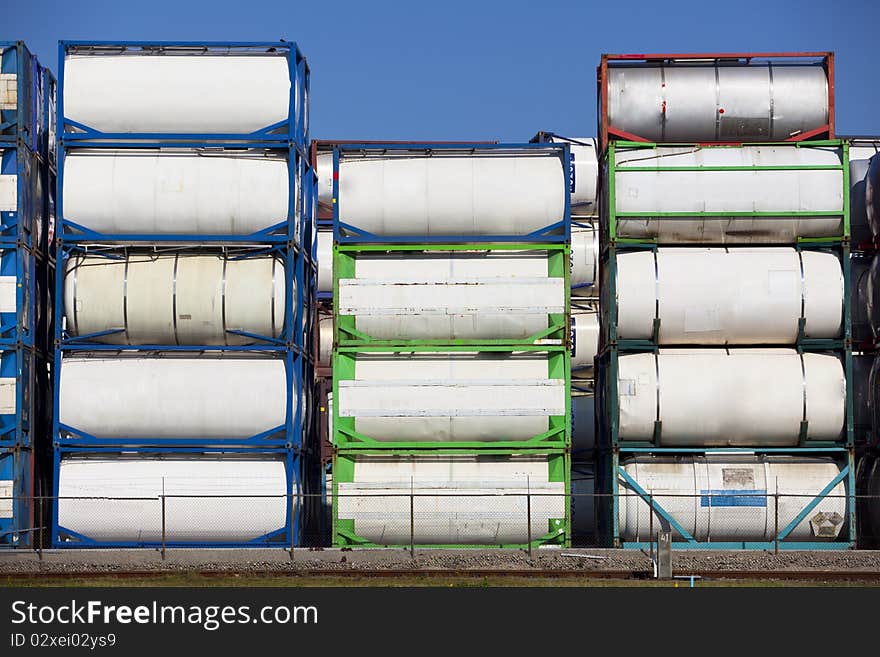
[
  {"left": 700, "top": 490, "right": 767, "bottom": 507},
  {"left": 569, "top": 152, "right": 576, "bottom": 194}
]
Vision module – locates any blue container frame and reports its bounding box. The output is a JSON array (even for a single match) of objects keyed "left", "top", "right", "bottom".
[
  {"left": 50, "top": 446, "right": 301, "bottom": 549},
  {"left": 54, "top": 40, "right": 316, "bottom": 451},
  {"left": 332, "top": 142, "right": 572, "bottom": 244},
  {"left": 0, "top": 446, "right": 33, "bottom": 547},
  {"left": 1, "top": 41, "right": 48, "bottom": 153},
  {"left": 58, "top": 41, "right": 309, "bottom": 155}
]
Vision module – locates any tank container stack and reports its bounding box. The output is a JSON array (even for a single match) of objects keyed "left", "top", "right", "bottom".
[
  {"left": 597, "top": 52, "right": 856, "bottom": 549},
  {"left": 531, "top": 132, "right": 601, "bottom": 544},
  {"left": 50, "top": 41, "right": 317, "bottom": 548},
  {"left": 0, "top": 42, "right": 54, "bottom": 548},
  {"left": 850, "top": 137, "right": 880, "bottom": 545},
  {"left": 330, "top": 143, "right": 572, "bottom": 547}
]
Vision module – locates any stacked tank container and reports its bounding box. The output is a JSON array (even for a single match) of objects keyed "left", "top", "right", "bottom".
[
  {"left": 0, "top": 42, "right": 54, "bottom": 548},
  {"left": 597, "top": 52, "right": 856, "bottom": 549},
  {"left": 330, "top": 142, "right": 572, "bottom": 548},
  {"left": 850, "top": 137, "right": 880, "bottom": 546},
  {"left": 531, "top": 132, "right": 601, "bottom": 544},
  {"left": 51, "top": 41, "right": 317, "bottom": 548}
]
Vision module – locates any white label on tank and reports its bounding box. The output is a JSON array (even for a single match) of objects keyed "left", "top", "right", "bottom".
[
  {"left": 619, "top": 379, "right": 636, "bottom": 396},
  {"left": 0, "top": 74, "right": 16, "bottom": 110},
  {"left": 0, "top": 175, "right": 17, "bottom": 212},
  {"left": 0, "top": 378, "right": 15, "bottom": 414},
  {"left": 684, "top": 306, "right": 721, "bottom": 332},
  {"left": 722, "top": 468, "right": 755, "bottom": 488},
  {"left": 0, "top": 481, "right": 12, "bottom": 518},
  {"left": 0, "top": 276, "right": 16, "bottom": 313},
  {"left": 767, "top": 269, "right": 798, "bottom": 297}
]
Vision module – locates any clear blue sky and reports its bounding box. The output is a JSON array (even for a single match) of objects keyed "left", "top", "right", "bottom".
[{"left": 5, "top": 0, "right": 878, "bottom": 141}]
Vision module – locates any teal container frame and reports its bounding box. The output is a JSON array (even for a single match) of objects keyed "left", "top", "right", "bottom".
[
  {"left": 601, "top": 446, "right": 857, "bottom": 550},
  {"left": 597, "top": 138, "right": 855, "bottom": 548}
]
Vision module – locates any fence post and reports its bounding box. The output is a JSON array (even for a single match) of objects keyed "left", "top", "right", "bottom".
[
  {"left": 774, "top": 492, "right": 779, "bottom": 555},
  {"left": 161, "top": 495, "right": 167, "bottom": 561},
  {"left": 526, "top": 476, "right": 532, "bottom": 560},
  {"left": 409, "top": 477, "right": 415, "bottom": 560},
  {"left": 290, "top": 491, "right": 296, "bottom": 561},
  {"left": 37, "top": 496, "right": 43, "bottom": 561},
  {"left": 649, "top": 492, "right": 654, "bottom": 561}
]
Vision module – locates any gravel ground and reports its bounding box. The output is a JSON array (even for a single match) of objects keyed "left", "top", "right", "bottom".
[{"left": 1, "top": 548, "right": 879, "bottom": 574}]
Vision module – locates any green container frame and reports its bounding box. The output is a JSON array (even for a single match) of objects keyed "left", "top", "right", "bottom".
[
  {"left": 332, "top": 448, "right": 571, "bottom": 548},
  {"left": 333, "top": 242, "right": 570, "bottom": 348},
  {"left": 332, "top": 345, "right": 571, "bottom": 450},
  {"left": 604, "top": 139, "right": 851, "bottom": 247}
]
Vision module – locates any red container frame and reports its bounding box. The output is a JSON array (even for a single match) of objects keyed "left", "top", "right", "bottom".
[{"left": 597, "top": 52, "right": 835, "bottom": 149}]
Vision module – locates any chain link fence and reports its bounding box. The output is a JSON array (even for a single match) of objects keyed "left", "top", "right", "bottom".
[{"left": 1, "top": 492, "right": 878, "bottom": 556}]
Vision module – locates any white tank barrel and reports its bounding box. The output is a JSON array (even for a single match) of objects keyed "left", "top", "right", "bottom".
[
  {"left": 338, "top": 352, "right": 565, "bottom": 443},
  {"left": 571, "top": 308, "right": 599, "bottom": 370},
  {"left": 57, "top": 456, "right": 288, "bottom": 542},
  {"left": 617, "top": 248, "right": 843, "bottom": 344},
  {"left": 64, "top": 254, "right": 285, "bottom": 345},
  {"left": 619, "top": 455, "right": 847, "bottom": 542},
  {"left": 63, "top": 54, "right": 290, "bottom": 134},
  {"left": 614, "top": 145, "right": 844, "bottom": 243},
  {"left": 338, "top": 251, "right": 564, "bottom": 341},
  {"left": 571, "top": 225, "right": 598, "bottom": 295},
  {"left": 60, "top": 358, "right": 287, "bottom": 439},
  {"left": 316, "top": 152, "right": 333, "bottom": 207},
  {"left": 318, "top": 315, "right": 333, "bottom": 366},
  {"left": 607, "top": 63, "right": 829, "bottom": 142},
  {"left": 337, "top": 151, "right": 565, "bottom": 236},
  {"left": 618, "top": 349, "right": 845, "bottom": 446},
  {"left": 316, "top": 229, "right": 333, "bottom": 293},
  {"left": 336, "top": 454, "right": 565, "bottom": 545},
  {"left": 62, "top": 151, "right": 289, "bottom": 235},
  {"left": 546, "top": 136, "right": 598, "bottom": 217}
]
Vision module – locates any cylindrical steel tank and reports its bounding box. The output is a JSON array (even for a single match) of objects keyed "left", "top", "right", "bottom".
[
  {"left": 617, "top": 248, "right": 843, "bottom": 344},
  {"left": 59, "top": 357, "right": 287, "bottom": 439},
  {"left": 337, "top": 151, "right": 565, "bottom": 236},
  {"left": 862, "top": 456, "right": 880, "bottom": 547},
  {"left": 614, "top": 144, "right": 844, "bottom": 243},
  {"left": 547, "top": 136, "right": 598, "bottom": 217},
  {"left": 335, "top": 454, "right": 566, "bottom": 545},
  {"left": 318, "top": 315, "right": 332, "bottom": 367},
  {"left": 572, "top": 394, "right": 596, "bottom": 453},
  {"left": 571, "top": 225, "right": 598, "bottom": 295},
  {"left": 868, "top": 155, "right": 880, "bottom": 239},
  {"left": 63, "top": 54, "right": 290, "bottom": 134},
  {"left": 338, "top": 352, "right": 565, "bottom": 443},
  {"left": 617, "top": 349, "right": 845, "bottom": 445},
  {"left": 316, "top": 152, "right": 333, "bottom": 207},
  {"left": 849, "top": 147, "right": 876, "bottom": 244},
  {"left": 866, "top": 256, "right": 880, "bottom": 339},
  {"left": 618, "top": 455, "right": 847, "bottom": 542},
  {"left": 62, "top": 151, "right": 289, "bottom": 235},
  {"left": 316, "top": 229, "right": 332, "bottom": 293},
  {"left": 56, "top": 456, "right": 289, "bottom": 542},
  {"left": 64, "top": 253, "right": 285, "bottom": 345},
  {"left": 607, "top": 62, "right": 829, "bottom": 142},
  {"left": 337, "top": 251, "right": 564, "bottom": 341},
  {"left": 570, "top": 465, "right": 596, "bottom": 546},
  {"left": 572, "top": 308, "right": 599, "bottom": 370}
]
